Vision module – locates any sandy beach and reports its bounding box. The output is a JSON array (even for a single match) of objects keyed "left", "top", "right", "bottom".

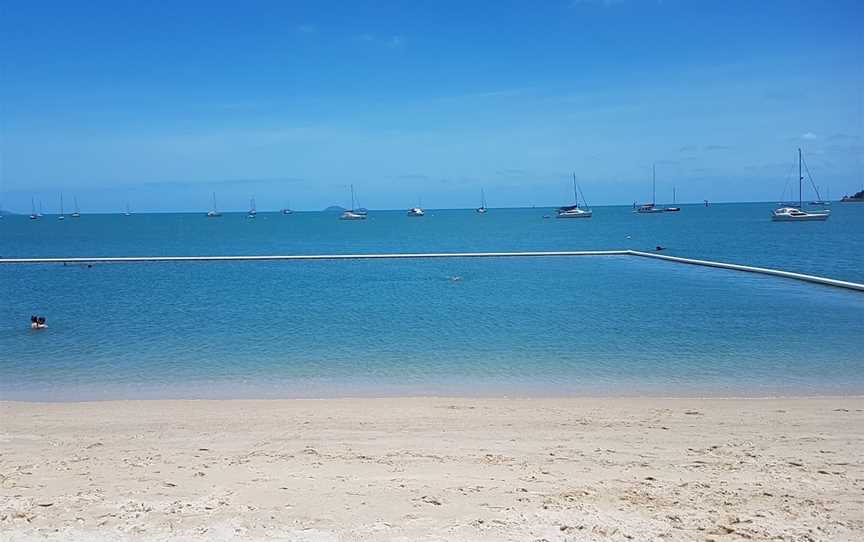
[{"left": 1, "top": 397, "right": 862, "bottom": 541}]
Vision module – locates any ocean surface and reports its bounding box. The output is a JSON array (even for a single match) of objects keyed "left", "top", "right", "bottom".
[{"left": 1, "top": 203, "right": 862, "bottom": 400}]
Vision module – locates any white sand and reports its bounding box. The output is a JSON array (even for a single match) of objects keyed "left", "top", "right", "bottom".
[{"left": 1, "top": 397, "right": 863, "bottom": 541}]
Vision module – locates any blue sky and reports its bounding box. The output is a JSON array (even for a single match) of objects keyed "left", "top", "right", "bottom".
[{"left": 1, "top": 0, "right": 862, "bottom": 212}]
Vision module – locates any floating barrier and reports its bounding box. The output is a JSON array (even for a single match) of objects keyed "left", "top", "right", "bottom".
[
  {"left": 1, "top": 250, "right": 862, "bottom": 292},
  {"left": 628, "top": 251, "right": 864, "bottom": 292}
]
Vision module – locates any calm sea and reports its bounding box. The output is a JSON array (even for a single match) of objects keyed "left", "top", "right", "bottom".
[{"left": 1, "top": 203, "right": 862, "bottom": 400}]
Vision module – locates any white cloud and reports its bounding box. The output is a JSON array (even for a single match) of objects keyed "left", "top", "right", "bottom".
[{"left": 801, "top": 132, "right": 818, "bottom": 140}]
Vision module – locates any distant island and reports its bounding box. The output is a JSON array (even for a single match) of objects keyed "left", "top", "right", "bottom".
[
  {"left": 840, "top": 189, "right": 864, "bottom": 203},
  {"left": 324, "top": 205, "right": 346, "bottom": 212}
]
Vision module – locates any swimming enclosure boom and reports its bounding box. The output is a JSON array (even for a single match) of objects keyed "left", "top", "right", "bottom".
[{"left": 1, "top": 250, "right": 862, "bottom": 292}]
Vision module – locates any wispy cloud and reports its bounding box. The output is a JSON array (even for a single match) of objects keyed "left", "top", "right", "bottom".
[
  {"left": 801, "top": 132, "right": 818, "bottom": 140},
  {"left": 704, "top": 144, "right": 733, "bottom": 151},
  {"left": 356, "top": 33, "right": 405, "bottom": 48},
  {"left": 570, "top": 0, "right": 626, "bottom": 7}
]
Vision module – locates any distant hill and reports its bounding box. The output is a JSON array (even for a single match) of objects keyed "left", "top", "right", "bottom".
[
  {"left": 0, "top": 210, "right": 15, "bottom": 216},
  {"left": 324, "top": 205, "right": 346, "bottom": 212}
]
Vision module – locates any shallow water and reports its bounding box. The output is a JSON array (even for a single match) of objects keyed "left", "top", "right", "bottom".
[{"left": 1, "top": 204, "right": 862, "bottom": 400}]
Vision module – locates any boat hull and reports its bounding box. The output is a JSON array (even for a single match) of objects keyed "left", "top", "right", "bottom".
[{"left": 771, "top": 213, "right": 830, "bottom": 221}]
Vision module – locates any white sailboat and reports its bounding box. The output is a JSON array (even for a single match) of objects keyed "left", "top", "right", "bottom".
[
  {"left": 29, "top": 197, "right": 39, "bottom": 220},
  {"left": 408, "top": 197, "right": 425, "bottom": 216},
  {"left": 281, "top": 201, "right": 293, "bottom": 215},
  {"left": 772, "top": 149, "right": 830, "bottom": 221},
  {"left": 556, "top": 173, "right": 592, "bottom": 218},
  {"left": 247, "top": 197, "right": 257, "bottom": 219},
  {"left": 476, "top": 188, "right": 487, "bottom": 213},
  {"left": 207, "top": 192, "right": 222, "bottom": 217},
  {"left": 124, "top": 202, "right": 132, "bottom": 216},
  {"left": 340, "top": 185, "right": 367, "bottom": 220},
  {"left": 810, "top": 186, "right": 830, "bottom": 206},
  {"left": 664, "top": 186, "right": 681, "bottom": 212},
  {"left": 58, "top": 194, "right": 66, "bottom": 220},
  {"left": 71, "top": 197, "right": 80, "bottom": 218},
  {"left": 635, "top": 164, "right": 664, "bottom": 213}
]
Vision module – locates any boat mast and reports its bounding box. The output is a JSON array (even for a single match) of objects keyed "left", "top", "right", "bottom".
[
  {"left": 799, "top": 148, "right": 803, "bottom": 208},
  {"left": 60, "top": 194, "right": 64, "bottom": 215},
  {"left": 652, "top": 163, "right": 656, "bottom": 205},
  {"left": 350, "top": 184, "right": 356, "bottom": 211},
  {"left": 212, "top": 192, "right": 217, "bottom": 213},
  {"left": 572, "top": 172, "right": 578, "bottom": 207},
  {"left": 673, "top": 186, "right": 676, "bottom": 205},
  {"left": 481, "top": 188, "right": 486, "bottom": 208}
]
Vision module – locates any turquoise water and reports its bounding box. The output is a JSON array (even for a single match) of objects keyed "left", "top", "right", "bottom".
[{"left": 1, "top": 203, "right": 862, "bottom": 400}]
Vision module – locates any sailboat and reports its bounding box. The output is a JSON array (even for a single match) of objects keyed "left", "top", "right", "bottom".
[
  {"left": 281, "top": 201, "right": 293, "bottom": 215},
  {"left": 124, "top": 202, "right": 132, "bottom": 216},
  {"left": 810, "top": 186, "right": 831, "bottom": 206},
  {"left": 556, "top": 173, "right": 592, "bottom": 218},
  {"left": 664, "top": 186, "right": 681, "bottom": 212},
  {"left": 408, "top": 197, "right": 425, "bottom": 217},
  {"left": 29, "top": 197, "right": 39, "bottom": 220},
  {"left": 207, "top": 192, "right": 222, "bottom": 217},
  {"left": 772, "top": 149, "right": 830, "bottom": 221},
  {"left": 247, "top": 197, "right": 257, "bottom": 219},
  {"left": 476, "top": 188, "right": 488, "bottom": 213},
  {"left": 635, "top": 164, "right": 664, "bottom": 213},
  {"left": 71, "top": 197, "right": 80, "bottom": 218},
  {"left": 57, "top": 194, "right": 66, "bottom": 220},
  {"left": 340, "top": 185, "right": 367, "bottom": 220}
]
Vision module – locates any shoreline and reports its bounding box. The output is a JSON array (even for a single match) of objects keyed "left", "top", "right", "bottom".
[
  {"left": 4, "top": 393, "right": 864, "bottom": 404},
  {"left": 3, "top": 396, "right": 863, "bottom": 540}
]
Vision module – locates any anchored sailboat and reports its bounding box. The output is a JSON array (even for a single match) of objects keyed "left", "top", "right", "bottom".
[
  {"left": 247, "top": 197, "right": 257, "bottom": 219},
  {"left": 664, "top": 186, "right": 681, "bottom": 212},
  {"left": 340, "top": 185, "right": 367, "bottom": 220},
  {"left": 635, "top": 164, "right": 664, "bottom": 213},
  {"left": 408, "top": 197, "right": 425, "bottom": 217},
  {"left": 207, "top": 192, "right": 222, "bottom": 217},
  {"left": 71, "top": 197, "right": 80, "bottom": 218},
  {"left": 58, "top": 194, "right": 66, "bottom": 220},
  {"left": 29, "top": 197, "right": 39, "bottom": 220},
  {"left": 476, "top": 188, "right": 487, "bottom": 214},
  {"left": 772, "top": 149, "right": 830, "bottom": 221},
  {"left": 556, "top": 174, "right": 592, "bottom": 218}
]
